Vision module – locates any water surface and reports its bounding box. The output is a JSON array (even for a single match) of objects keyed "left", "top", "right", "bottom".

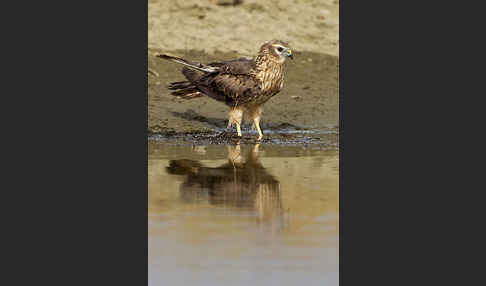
[{"left": 148, "top": 141, "right": 339, "bottom": 286}]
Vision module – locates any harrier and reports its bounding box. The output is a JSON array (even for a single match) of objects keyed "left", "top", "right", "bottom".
[{"left": 157, "top": 40, "right": 293, "bottom": 140}]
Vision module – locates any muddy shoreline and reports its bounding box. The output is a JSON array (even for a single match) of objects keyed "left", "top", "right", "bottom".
[
  {"left": 148, "top": 50, "right": 338, "bottom": 143},
  {"left": 148, "top": 130, "right": 338, "bottom": 150},
  {"left": 148, "top": 0, "right": 339, "bottom": 146}
]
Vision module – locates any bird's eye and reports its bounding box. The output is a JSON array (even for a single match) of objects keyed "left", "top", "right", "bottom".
[{"left": 276, "top": 47, "right": 284, "bottom": 52}]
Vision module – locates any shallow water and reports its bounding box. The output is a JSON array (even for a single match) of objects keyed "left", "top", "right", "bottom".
[{"left": 148, "top": 141, "right": 339, "bottom": 286}]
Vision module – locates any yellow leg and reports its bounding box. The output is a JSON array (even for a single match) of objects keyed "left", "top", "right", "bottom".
[
  {"left": 229, "top": 108, "right": 244, "bottom": 137},
  {"left": 255, "top": 120, "right": 263, "bottom": 140},
  {"left": 236, "top": 123, "right": 242, "bottom": 137}
]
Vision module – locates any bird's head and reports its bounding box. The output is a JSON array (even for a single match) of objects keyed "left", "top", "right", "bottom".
[{"left": 259, "top": 40, "right": 293, "bottom": 63}]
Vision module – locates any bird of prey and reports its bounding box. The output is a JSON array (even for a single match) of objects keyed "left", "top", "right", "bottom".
[{"left": 157, "top": 39, "right": 293, "bottom": 140}]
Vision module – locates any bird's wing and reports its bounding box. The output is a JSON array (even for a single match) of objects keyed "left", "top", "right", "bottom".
[
  {"left": 191, "top": 57, "right": 260, "bottom": 104},
  {"left": 160, "top": 55, "right": 260, "bottom": 104},
  {"left": 197, "top": 72, "right": 261, "bottom": 105},
  {"left": 207, "top": 57, "right": 256, "bottom": 75}
]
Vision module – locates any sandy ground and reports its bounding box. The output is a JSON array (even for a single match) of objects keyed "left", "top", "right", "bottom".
[
  {"left": 149, "top": 0, "right": 339, "bottom": 56},
  {"left": 148, "top": 0, "right": 339, "bottom": 137}
]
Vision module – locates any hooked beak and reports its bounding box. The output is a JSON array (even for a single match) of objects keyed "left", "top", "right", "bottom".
[{"left": 286, "top": 49, "right": 293, "bottom": 60}]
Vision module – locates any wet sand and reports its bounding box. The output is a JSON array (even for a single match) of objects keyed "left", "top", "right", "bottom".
[
  {"left": 148, "top": 50, "right": 339, "bottom": 139},
  {"left": 148, "top": 0, "right": 339, "bottom": 141},
  {"left": 149, "top": 143, "right": 339, "bottom": 286}
]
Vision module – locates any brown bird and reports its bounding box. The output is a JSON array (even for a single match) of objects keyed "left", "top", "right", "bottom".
[{"left": 157, "top": 40, "right": 293, "bottom": 140}]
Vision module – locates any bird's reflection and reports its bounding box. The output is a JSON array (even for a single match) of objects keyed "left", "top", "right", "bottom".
[{"left": 166, "top": 143, "right": 285, "bottom": 231}]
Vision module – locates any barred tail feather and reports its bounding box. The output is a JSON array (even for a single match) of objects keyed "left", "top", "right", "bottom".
[
  {"left": 167, "top": 80, "right": 193, "bottom": 90},
  {"left": 157, "top": 54, "right": 218, "bottom": 73},
  {"left": 170, "top": 87, "right": 203, "bottom": 100}
]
